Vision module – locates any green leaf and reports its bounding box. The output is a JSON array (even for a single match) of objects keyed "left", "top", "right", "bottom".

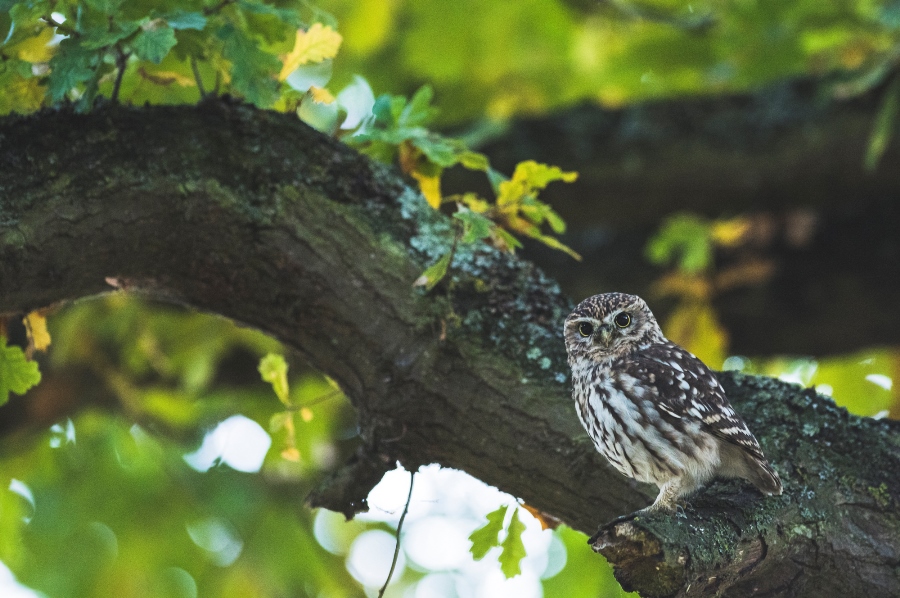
[
  {"left": 371, "top": 93, "right": 405, "bottom": 126},
  {"left": 646, "top": 214, "right": 713, "bottom": 273},
  {"left": 528, "top": 231, "right": 582, "bottom": 260},
  {"left": 486, "top": 167, "right": 507, "bottom": 194},
  {"left": 865, "top": 76, "right": 900, "bottom": 172},
  {"left": 413, "top": 250, "right": 453, "bottom": 291},
  {"left": 459, "top": 151, "right": 490, "bottom": 171},
  {"left": 165, "top": 11, "right": 207, "bottom": 31},
  {"left": 401, "top": 84, "right": 437, "bottom": 127},
  {"left": 269, "top": 411, "right": 292, "bottom": 433},
  {"left": 218, "top": 23, "right": 281, "bottom": 106},
  {"left": 454, "top": 210, "right": 494, "bottom": 244},
  {"left": 81, "top": 20, "right": 140, "bottom": 50},
  {"left": 132, "top": 22, "right": 177, "bottom": 64},
  {"left": 84, "top": 0, "right": 126, "bottom": 13},
  {"left": 499, "top": 508, "right": 527, "bottom": 578},
  {"left": 544, "top": 206, "right": 566, "bottom": 234},
  {"left": 237, "top": 0, "right": 303, "bottom": 28},
  {"left": 492, "top": 227, "right": 523, "bottom": 252},
  {"left": 411, "top": 132, "right": 462, "bottom": 167},
  {"left": 0, "top": 336, "right": 41, "bottom": 407},
  {"left": 469, "top": 505, "right": 508, "bottom": 560},
  {"left": 47, "top": 38, "right": 97, "bottom": 102},
  {"left": 258, "top": 353, "right": 291, "bottom": 406}
]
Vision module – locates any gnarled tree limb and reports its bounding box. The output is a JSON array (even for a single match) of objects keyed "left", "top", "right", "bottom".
[{"left": 1, "top": 102, "right": 898, "bottom": 597}]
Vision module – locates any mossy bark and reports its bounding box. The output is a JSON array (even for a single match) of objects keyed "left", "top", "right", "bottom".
[{"left": 1, "top": 102, "right": 899, "bottom": 597}]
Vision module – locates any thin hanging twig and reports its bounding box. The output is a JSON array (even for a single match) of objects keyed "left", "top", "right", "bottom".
[
  {"left": 111, "top": 47, "right": 130, "bottom": 103},
  {"left": 378, "top": 471, "right": 415, "bottom": 598},
  {"left": 190, "top": 57, "right": 207, "bottom": 98}
]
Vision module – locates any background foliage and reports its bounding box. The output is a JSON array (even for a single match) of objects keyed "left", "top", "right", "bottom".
[{"left": 2, "top": 0, "right": 899, "bottom": 596}]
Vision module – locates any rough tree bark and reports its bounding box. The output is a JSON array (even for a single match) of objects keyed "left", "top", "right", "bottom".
[
  {"left": 1, "top": 102, "right": 899, "bottom": 597},
  {"left": 450, "top": 77, "right": 900, "bottom": 357}
]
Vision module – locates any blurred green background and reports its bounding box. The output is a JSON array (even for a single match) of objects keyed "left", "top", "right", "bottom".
[{"left": 2, "top": 0, "right": 900, "bottom": 596}]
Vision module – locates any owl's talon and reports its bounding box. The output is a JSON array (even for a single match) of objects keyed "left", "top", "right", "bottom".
[{"left": 590, "top": 511, "right": 639, "bottom": 541}]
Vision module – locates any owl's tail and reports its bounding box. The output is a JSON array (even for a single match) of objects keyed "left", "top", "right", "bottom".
[
  {"left": 720, "top": 442, "right": 783, "bottom": 496},
  {"left": 744, "top": 455, "right": 783, "bottom": 496}
]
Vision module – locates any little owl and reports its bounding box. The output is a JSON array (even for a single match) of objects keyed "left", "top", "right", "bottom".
[{"left": 564, "top": 292, "right": 782, "bottom": 514}]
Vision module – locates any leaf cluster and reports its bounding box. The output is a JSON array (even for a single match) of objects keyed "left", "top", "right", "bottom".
[
  {"left": 468, "top": 504, "right": 528, "bottom": 579},
  {"left": 0, "top": 312, "right": 51, "bottom": 406},
  {"left": 0, "top": 0, "right": 335, "bottom": 112},
  {"left": 348, "top": 86, "right": 580, "bottom": 290}
]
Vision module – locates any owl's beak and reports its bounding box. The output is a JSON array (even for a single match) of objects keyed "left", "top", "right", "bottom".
[{"left": 596, "top": 325, "right": 613, "bottom": 348}]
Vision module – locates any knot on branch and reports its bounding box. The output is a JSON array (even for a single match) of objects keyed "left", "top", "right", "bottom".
[
  {"left": 591, "top": 520, "right": 686, "bottom": 597},
  {"left": 305, "top": 447, "right": 393, "bottom": 519}
]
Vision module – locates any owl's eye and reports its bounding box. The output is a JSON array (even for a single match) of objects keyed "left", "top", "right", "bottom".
[
  {"left": 614, "top": 312, "right": 632, "bottom": 328},
  {"left": 578, "top": 322, "right": 594, "bottom": 337}
]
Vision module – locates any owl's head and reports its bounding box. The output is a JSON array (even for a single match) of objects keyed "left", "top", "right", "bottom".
[{"left": 564, "top": 292, "right": 665, "bottom": 363}]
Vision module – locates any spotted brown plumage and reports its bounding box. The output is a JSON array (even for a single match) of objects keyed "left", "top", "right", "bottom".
[{"left": 564, "top": 292, "right": 782, "bottom": 513}]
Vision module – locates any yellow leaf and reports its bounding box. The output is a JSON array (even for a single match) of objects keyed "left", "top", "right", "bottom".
[
  {"left": 10, "top": 27, "right": 56, "bottom": 63},
  {"left": 309, "top": 86, "right": 335, "bottom": 104},
  {"left": 0, "top": 77, "right": 45, "bottom": 116},
  {"left": 279, "top": 24, "right": 343, "bottom": 81},
  {"left": 520, "top": 503, "right": 561, "bottom": 530},
  {"left": 458, "top": 192, "right": 490, "bottom": 213},
  {"left": 412, "top": 171, "right": 442, "bottom": 209},
  {"left": 24, "top": 312, "right": 51, "bottom": 352},
  {"left": 510, "top": 160, "right": 578, "bottom": 188},
  {"left": 496, "top": 179, "right": 527, "bottom": 207},
  {"left": 710, "top": 217, "right": 750, "bottom": 248},
  {"left": 281, "top": 447, "right": 301, "bottom": 462},
  {"left": 138, "top": 66, "right": 195, "bottom": 87},
  {"left": 663, "top": 302, "right": 727, "bottom": 368},
  {"left": 527, "top": 232, "right": 582, "bottom": 260}
]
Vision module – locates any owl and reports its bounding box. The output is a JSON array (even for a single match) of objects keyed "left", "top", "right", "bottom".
[{"left": 564, "top": 292, "right": 782, "bottom": 514}]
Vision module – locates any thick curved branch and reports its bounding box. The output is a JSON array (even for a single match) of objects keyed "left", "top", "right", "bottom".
[
  {"left": 1, "top": 102, "right": 899, "bottom": 596},
  {"left": 0, "top": 101, "right": 643, "bottom": 531}
]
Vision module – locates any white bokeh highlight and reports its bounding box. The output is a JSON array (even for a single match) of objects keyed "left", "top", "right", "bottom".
[
  {"left": 0, "top": 561, "right": 42, "bottom": 598},
  {"left": 183, "top": 415, "right": 271, "bottom": 473},
  {"left": 346, "top": 529, "right": 406, "bottom": 588}
]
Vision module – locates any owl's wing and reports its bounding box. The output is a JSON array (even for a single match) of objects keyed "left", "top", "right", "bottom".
[{"left": 616, "top": 343, "right": 768, "bottom": 463}]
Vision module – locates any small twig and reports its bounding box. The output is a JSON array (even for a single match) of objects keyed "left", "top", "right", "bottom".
[
  {"left": 212, "top": 70, "right": 222, "bottom": 96},
  {"left": 111, "top": 47, "right": 129, "bottom": 103},
  {"left": 190, "top": 57, "right": 207, "bottom": 98},
  {"left": 284, "top": 388, "right": 343, "bottom": 411},
  {"left": 378, "top": 471, "right": 414, "bottom": 598}
]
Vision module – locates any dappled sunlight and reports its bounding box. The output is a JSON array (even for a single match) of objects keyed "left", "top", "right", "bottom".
[
  {"left": 310, "top": 464, "right": 622, "bottom": 597},
  {"left": 0, "top": 561, "right": 41, "bottom": 598},
  {"left": 723, "top": 349, "right": 900, "bottom": 418}
]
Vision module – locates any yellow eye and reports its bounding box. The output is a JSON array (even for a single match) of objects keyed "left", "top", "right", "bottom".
[
  {"left": 578, "top": 322, "right": 594, "bottom": 337},
  {"left": 614, "top": 313, "right": 631, "bottom": 328}
]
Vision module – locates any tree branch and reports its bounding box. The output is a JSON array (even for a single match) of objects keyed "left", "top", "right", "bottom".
[{"left": 1, "top": 102, "right": 898, "bottom": 596}]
